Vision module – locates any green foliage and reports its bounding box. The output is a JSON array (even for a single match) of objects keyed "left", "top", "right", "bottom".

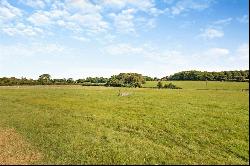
[
  {"left": 66, "top": 78, "right": 74, "bottom": 84},
  {"left": 0, "top": 70, "right": 248, "bottom": 86},
  {"left": 143, "top": 81, "right": 249, "bottom": 90},
  {"left": 85, "top": 77, "right": 109, "bottom": 83},
  {"left": 52, "top": 78, "right": 68, "bottom": 85},
  {"left": 157, "top": 81, "right": 163, "bottom": 89},
  {"left": 38, "top": 74, "right": 52, "bottom": 85},
  {"left": 0, "top": 77, "right": 37, "bottom": 86},
  {"left": 160, "top": 76, "right": 168, "bottom": 81},
  {"left": 153, "top": 77, "right": 160, "bottom": 81},
  {"left": 143, "top": 76, "right": 154, "bottom": 81},
  {"left": 168, "top": 70, "right": 249, "bottom": 82},
  {"left": 235, "top": 76, "right": 245, "bottom": 82},
  {"left": 106, "top": 73, "right": 145, "bottom": 88},
  {"left": 163, "top": 83, "right": 182, "bottom": 89},
  {"left": 157, "top": 82, "right": 182, "bottom": 89}
]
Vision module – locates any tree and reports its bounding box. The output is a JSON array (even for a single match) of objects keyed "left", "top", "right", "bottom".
[
  {"left": 84, "top": 77, "right": 108, "bottom": 83},
  {"left": 106, "top": 73, "right": 145, "bottom": 88},
  {"left": 67, "top": 78, "right": 74, "bottom": 84},
  {"left": 235, "top": 76, "right": 244, "bottom": 82},
  {"left": 143, "top": 76, "right": 154, "bottom": 81},
  {"left": 153, "top": 77, "right": 159, "bottom": 81},
  {"left": 76, "top": 79, "right": 85, "bottom": 84},
  {"left": 38, "top": 74, "right": 51, "bottom": 85},
  {"left": 161, "top": 76, "right": 168, "bottom": 81},
  {"left": 157, "top": 81, "right": 163, "bottom": 89},
  {"left": 168, "top": 70, "right": 249, "bottom": 81}
]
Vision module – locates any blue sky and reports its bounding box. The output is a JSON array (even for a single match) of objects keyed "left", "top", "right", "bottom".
[{"left": 0, "top": 0, "right": 249, "bottom": 79}]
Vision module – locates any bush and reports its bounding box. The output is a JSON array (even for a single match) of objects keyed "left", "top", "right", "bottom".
[
  {"left": 157, "top": 81, "right": 163, "bottom": 89},
  {"left": 106, "top": 73, "right": 145, "bottom": 88},
  {"left": 163, "top": 83, "right": 182, "bottom": 89}
]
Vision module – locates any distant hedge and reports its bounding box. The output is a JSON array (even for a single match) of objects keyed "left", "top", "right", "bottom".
[
  {"left": 82, "top": 83, "right": 105, "bottom": 86},
  {"left": 168, "top": 70, "right": 249, "bottom": 82}
]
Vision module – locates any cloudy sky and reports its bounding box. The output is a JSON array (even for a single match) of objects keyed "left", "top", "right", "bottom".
[{"left": 0, "top": 0, "right": 249, "bottom": 79}]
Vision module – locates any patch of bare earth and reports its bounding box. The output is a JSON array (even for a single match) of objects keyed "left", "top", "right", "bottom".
[{"left": 0, "top": 128, "right": 42, "bottom": 165}]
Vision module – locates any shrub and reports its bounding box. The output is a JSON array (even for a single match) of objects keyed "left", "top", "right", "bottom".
[
  {"left": 106, "top": 73, "right": 145, "bottom": 88},
  {"left": 157, "top": 81, "right": 163, "bottom": 89},
  {"left": 164, "top": 83, "right": 182, "bottom": 89}
]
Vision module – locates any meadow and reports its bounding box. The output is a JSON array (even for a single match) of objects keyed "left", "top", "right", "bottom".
[
  {"left": 0, "top": 81, "right": 249, "bottom": 164},
  {"left": 143, "top": 80, "right": 249, "bottom": 90}
]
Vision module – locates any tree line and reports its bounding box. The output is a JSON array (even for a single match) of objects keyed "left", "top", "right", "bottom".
[
  {"left": 0, "top": 70, "right": 248, "bottom": 87},
  {"left": 0, "top": 74, "right": 110, "bottom": 86},
  {"left": 168, "top": 70, "right": 249, "bottom": 82}
]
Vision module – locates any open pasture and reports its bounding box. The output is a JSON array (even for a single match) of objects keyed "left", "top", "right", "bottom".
[{"left": 0, "top": 82, "right": 249, "bottom": 164}]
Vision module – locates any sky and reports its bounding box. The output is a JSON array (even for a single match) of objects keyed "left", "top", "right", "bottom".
[{"left": 0, "top": 0, "right": 249, "bottom": 79}]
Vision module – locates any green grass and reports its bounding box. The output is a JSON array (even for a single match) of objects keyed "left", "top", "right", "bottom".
[
  {"left": 0, "top": 83, "right": 249, "bottom": 164},
  {"left": 143, "top": 81, "right": 249, "bottom": 90}
]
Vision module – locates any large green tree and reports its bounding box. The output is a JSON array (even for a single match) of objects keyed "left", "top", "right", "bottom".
[
  {"left": 106, "top": 73, "right": 145, "bottom": 88},
  {"left": 38, "top": 74, "right": 52, "bottom": 85}
]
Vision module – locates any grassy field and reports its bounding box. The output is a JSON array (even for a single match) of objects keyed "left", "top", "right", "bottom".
[
  {"left": 143, "top": 81, "right": 249, "bottom": 90},
  {"left": 0, "top": 82, "right": 249, "bottom": 164}
]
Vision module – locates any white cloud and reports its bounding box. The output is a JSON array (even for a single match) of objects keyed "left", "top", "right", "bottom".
[
  {"left": 200, "top": 28, "right": 224, "bottom": 39},
  {"left": 206, "top": 48, "right": 230, "bottom": 57},
  {"left": 0, "top": 2, "right": 49, "bottom": 37},
  {"left": 150, "top": 50, "right": 188, "bottom": 65},
  {"left": 0, "top": 43, "right": 66, "bottom": 57},
  {"left": 25, "top": 1, "right": 109, "bottom": 33},
  {"left": 19, "top": 0, "right": 48, "bottom": 9},
  {"left": 135, "top": 17, "right": 157, "bottom": 30},
  {"left": 110, "top": 8, "right": 136, "bottom": 34},
  {"left": 190, "top": 45, "right": 249, "bottom": 71},
  {"left": 149, "top": 7, "right": 165, "bottom": 16},
  {"left": 101, "top": 0, "right": 165, "bottom": 33},
  {"left": 237, "top": 15, "right": 249, "bottom": 24},
  {"left": 109, "top": 6, "right": 162, "bottom": 34},
  {"left": 213, "top": 18, "right": 232, "bottom": 26},
  {"left": 103, "top": 42, "right": 245, "bottom": 75},
  {"left": 128, "top": 0, "right": 155, "bottom": 12},
  {"left": 66, "top": 0, "right": 101, "bottom": 14},
  {"left": 72, "top": 36, "right": 90, "bottom": 42},
  {"left": 170, "top": 0, "right": 214, "bottom": 15},
  {"left": 1, "top": 0, "right": 165, "bottom": 36},
  {"left": 236, "top": 43, "right": 249, "bottom": 60},
  {"left": 102, "top": 0, "right": 127, "bottom": 9},
  {"left": 28, "top": 11, "right": 51, "bottom": 26},
  {"left": 64, "top": 0, "right": 109, "bottom": 33},
  {"left": 226, "top": 43, "right": 249, "bottom": 69},
  {"left": 2, "top": 23, "right": 44, "bottom": 36},
  {"left": 199, "top": 17, "right": 231, "bottom": 41},
  {"left": 104, "top": 43, "right": 143, "bottom": 56},
  {"left": 56, "top": 20, "right": 81, "bottom": 32},
  {"left": 102, "top": 0, "right": 155, "bottom": 12},
  {"left": 102, "top": 42, "right": 197, "bottom": 77},
  {"left": 0, "top": 42, "right": 77, "bottom": 79},
  {"left": 49, "top": 9, "right": 68, "bottom": 19},
  {"left": 103, "top": 42, "right": 188, "bottom": 66},
  {"left": 0, "top": 0, "right": 22, "bottom": 22},
  {"left": 69, "top": 13, "right": 109, "bottom": 33}
]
